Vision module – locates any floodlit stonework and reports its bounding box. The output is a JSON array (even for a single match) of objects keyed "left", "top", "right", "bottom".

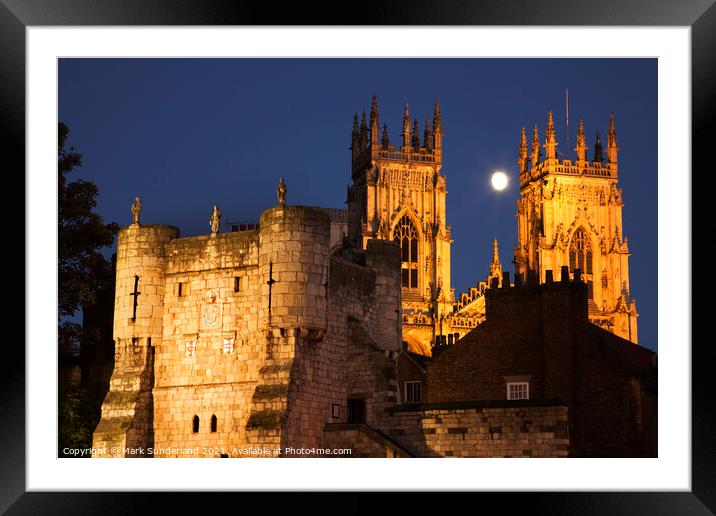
[
  {"left": 91, "top": 97, "right": 651, "bottom": 458},
  {"left": 514, "top": 112, "right": 638, "bottom": 342},
  {"left": 346, "top": 96, "right": 491, "bottom": 356}
]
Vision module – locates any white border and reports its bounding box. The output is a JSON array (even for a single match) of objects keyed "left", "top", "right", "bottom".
[{"left": 27, "top": 27, "right": 690, "bottom": 491}]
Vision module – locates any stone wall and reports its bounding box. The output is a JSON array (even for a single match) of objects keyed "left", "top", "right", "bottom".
[
  {"left": 384, "top": 401, "right": 570, "bottom": 458},
  {"left": 92, "top": 339, "right": 155, "bottom": 457},
  {"left": 328, "top": 240, "right": 402, "bottom": 431},
  {"left": 92, "top": 224, "right": 178, "bottom": 457},
  {"left": 154, "top": 230, "right": 264, "bottom": 456},
  {"left": 323, "top": 423, "right": 411, "bottom": 458}
]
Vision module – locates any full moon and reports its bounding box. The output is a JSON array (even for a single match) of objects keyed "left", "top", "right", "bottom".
[{"left": 491, "top": 171, "right": 509, "bottom": 191}]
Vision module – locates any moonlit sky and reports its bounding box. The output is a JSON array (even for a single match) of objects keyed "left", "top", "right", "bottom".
[{"left": 58, "top": 58, "right": 657, "bottom": 350}]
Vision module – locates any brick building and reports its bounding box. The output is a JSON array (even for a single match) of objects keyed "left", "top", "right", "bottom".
[{"left": 428, "top": 267, "right": 657, "bottom": 457}]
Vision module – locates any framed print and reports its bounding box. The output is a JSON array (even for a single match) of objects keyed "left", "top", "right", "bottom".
[{"left": 4, "top": 0, "right": 711, "bottom": 513}]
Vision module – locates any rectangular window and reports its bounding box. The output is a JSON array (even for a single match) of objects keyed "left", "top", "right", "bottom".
[
  {"left": 234, "top": 277, "right": 241, "bottom": 292},
  {"left": 178, "top": 282, "right": 184, "bottom": 297},
  {"left": 405, "top": 381, "right": 423, "bottom": 403},
  {"left": 507, "top": 382, "right": 529, "bottom": 400}
]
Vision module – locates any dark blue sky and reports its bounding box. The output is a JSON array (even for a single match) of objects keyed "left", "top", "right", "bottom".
[{"left": 58, "top": 58, "right": 657, "bottom": 350}]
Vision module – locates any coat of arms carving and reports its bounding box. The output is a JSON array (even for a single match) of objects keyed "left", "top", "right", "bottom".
[{"left": 200, "top": 289, "right": 221, "bottom": 330}]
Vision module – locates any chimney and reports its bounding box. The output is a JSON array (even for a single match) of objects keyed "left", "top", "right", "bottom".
[
  {"left": 560, "top": 265, "right": 570, "bottom": 283},
  {"left": 545, "top": 269, "right": 554, "bottom": 283}
]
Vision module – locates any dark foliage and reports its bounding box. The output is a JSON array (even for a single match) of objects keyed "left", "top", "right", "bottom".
[{"left": 57, "top": 122, "right": 118, "bottom": 455}]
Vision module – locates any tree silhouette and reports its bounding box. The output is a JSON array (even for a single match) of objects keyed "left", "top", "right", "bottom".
[{"left": 58, "top": 122, "right": 118, "bottom": 455}]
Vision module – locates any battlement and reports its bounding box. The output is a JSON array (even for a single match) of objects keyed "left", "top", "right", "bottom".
[
  {"left": 484, "top": 267, "right": 589, "bottom": 327},
  {"left": 521, "top": 159, "right": 617, "bottom": 188},
  {"left": 518, "top": 111, "right": 620, "bottom": 188},
  {"left": 350, "top": 95, "right": 444, "bottom": 175}
]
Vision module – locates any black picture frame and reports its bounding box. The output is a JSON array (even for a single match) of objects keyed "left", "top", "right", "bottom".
[{"left": 4, "top": 0, "right": 710, "bottom": 513}]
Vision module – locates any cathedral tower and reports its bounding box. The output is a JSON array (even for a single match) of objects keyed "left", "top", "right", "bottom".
[
  {"left": 514, "top": 111, "right": 638, "bottom": 343},
  {"left": 347, "top": 96, "right": 452, "bottom": 355}
]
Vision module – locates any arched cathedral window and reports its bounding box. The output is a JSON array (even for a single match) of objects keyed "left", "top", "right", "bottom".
[
  {"left": 569, "top": 228, "right": 594, "bottom": 298},
  {"left": 393, "top": 215, "right": 419, "bottom": 291}
]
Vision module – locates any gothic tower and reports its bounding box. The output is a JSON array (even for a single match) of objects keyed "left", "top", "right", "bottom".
[
  {"left": 514, "top": 111, "right": 638, "bottom": 343},
  {"left": 347, "top": 95, "right": 453, "bottom": 355}
]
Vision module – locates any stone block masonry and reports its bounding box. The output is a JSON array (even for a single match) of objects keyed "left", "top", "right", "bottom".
[
  {"left": 387, "top": 401, "right": 570, "bottom": 458},
  {"left": 93, "top": 201, "right": 595, "bottom": 459},
  {"left": 92, "top": 203, "right": 406, "bottom": 457}
]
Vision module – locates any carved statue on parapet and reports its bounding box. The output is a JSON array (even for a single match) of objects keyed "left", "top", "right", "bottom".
[
  {"left": 277, "top": 177, "right": 287, "bottom": 205},
  {"left": 131, "top": 196, "right": 142, "bottom": 225},
  {"left": 210, "top": 205, "right": 221, "bottom": 234}
]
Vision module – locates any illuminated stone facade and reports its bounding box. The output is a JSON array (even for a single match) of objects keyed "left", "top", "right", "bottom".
[
  {"left": 346, "top": 96, "right": 489, "bottom": 356},
  {"left": 514, "top": 111, "right": 638, "bottom": 343},
  {"left": 89, "top": 97, "right": 649, "bottom": 459}
]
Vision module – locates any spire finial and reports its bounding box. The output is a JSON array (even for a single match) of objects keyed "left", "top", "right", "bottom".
[
  {"left": 370, "top": 94, "right": 379, "bottom": 128},
  {"left": 402, "top": 101, "right": 412, "bottom": 148},
  {"left": 593, "top": 130, "right": 604, "bottom": 163},
  {"left": 608, "top": 112, "right": 617, "bottom": 147},
  {"left": 575, "top": 115, "right": 587, "bottom": 161},
  {"left": 544, "top": 109, "right": 557, "bottom": 159},
  {"left": 381, "top": 123, "right": 390, "bottom": 147},
  {"left": 518, "top": 127, "right": 528, "bottom": 172},
  {"left": 607, "top": 113, "right": 618, "bottom": 164},
  {"left": 531, "top": 124, "right": 540, "bottom": 164},
  {"left": 433, "top": 98, "right": 443, "bottom": 133},
  {"left": 424, "top": 115, "right": 434, "bottom": 150},
  {"left": 489, "top": 237, "right": 502, "bottom": 281},
  {"left": 412, "top": 118, "right": 420, "bottom": 149}
]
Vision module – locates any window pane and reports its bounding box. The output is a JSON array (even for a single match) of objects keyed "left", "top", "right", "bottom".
[{"left": 507, "top": 382, "right": 529, "bottom": 400}]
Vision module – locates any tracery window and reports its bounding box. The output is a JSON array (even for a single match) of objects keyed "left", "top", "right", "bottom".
[
  {"left": 569, "top": 228, "right": 594, "bottom": 298},
  {"left": 393, "top": 215, "right": 419, "bottom": 291}
]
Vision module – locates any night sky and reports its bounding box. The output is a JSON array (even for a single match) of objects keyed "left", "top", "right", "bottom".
[{"left": 58, "top": 58, "right": 657, "bottom": 350}]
